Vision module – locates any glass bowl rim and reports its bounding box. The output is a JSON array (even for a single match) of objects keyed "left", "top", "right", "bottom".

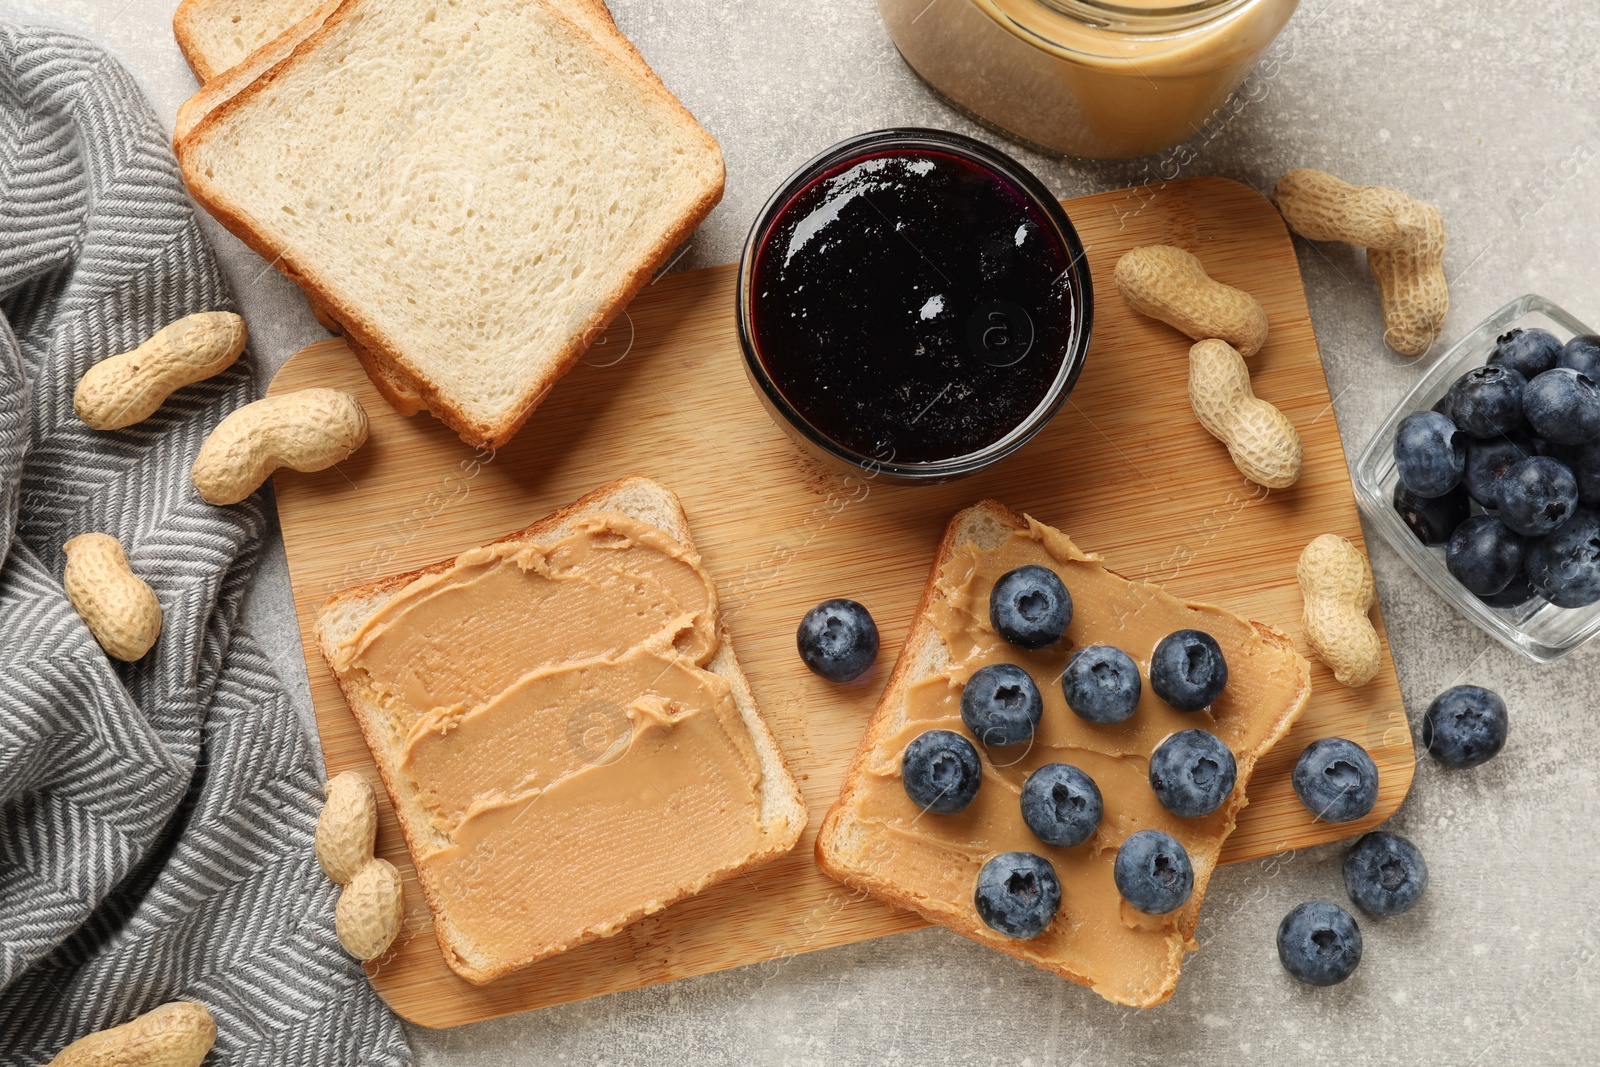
[{"left": 1352, "top": 292, "right": 1600, "bottom": 663}]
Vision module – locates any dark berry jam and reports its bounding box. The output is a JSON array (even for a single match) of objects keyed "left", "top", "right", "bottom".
[{"left": 748, "top": 147, "right": 1078, "bottom": 464}]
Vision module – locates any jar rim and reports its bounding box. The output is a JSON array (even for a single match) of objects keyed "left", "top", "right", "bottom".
[{"left": 1026, "top": 0, "right": 1255, "bottom": 31}]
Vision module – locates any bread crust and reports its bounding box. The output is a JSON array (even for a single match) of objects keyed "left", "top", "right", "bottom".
[
  {"left": 174, "top": 0, "right": 645, "bottom": 87},
  {"left": 814, "top": 500, "right": 1313, "bottom": 1008},
  {"left": 317, "top": 475, "right": 804, "bottom": 984},
  {"left": 171, "top": 0, "right": 221, "bottom": 83},
  {"left": 342, "top": 333, "right": 427, "bottom": 417},
  {"left": 173, "top": 0, "right": 724, "bottom": 449}
]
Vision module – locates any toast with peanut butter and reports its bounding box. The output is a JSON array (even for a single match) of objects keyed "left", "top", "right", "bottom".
[
  {"left": 816, "top": 501, "right": 1312, "bottom": 1008},
  {"left": 316, "top": 476, "right": 805, "bottom": 984}
]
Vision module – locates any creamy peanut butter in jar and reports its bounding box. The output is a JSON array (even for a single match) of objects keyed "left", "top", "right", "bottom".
[{"left": 879, "top": 0, "right": 1298, "bottom": 160}]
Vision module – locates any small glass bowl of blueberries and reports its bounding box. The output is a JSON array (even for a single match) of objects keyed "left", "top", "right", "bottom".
[{"left": 1354, "top": 294, "right": 1600, "bottom": 662}]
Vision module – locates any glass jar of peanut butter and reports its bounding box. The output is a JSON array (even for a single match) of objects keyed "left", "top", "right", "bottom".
[{"left": 879, "top": 0, "right": 1299, "bottom": 160}]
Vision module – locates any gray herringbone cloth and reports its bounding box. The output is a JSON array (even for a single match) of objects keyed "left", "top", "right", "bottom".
[{"left": 0, "top": 24, "right": 409, "bottom": 1065}]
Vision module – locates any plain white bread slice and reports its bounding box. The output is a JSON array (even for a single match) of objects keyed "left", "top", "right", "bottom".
[
  {"left": 176, "top": 0, "right": 724, "bottom": 448},
  {"left": 173, "top": 0, "right": 663, "bottom": 420},
  {"left": 173, "top": 0, "right": 335, "bottom": 139},
  {"left": 173, "top": 0, "right": 322, "bottom": 82},
  {"left": 315, "top": 475, "right": 806, "bottom": 983},
  {"left": 173, "top": 0, "right": 647, "bottom": 85},
  {"left": 173, "top": 0, "right": 653, "bottom": 140}
]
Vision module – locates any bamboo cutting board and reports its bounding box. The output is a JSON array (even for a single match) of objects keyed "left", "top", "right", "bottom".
[{"left": 270, "top": 178, "right": 1414, "bottom": 1028}]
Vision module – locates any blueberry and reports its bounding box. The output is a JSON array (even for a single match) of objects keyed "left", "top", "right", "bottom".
[
  {"left": 989, "top": 565, "right": 1072, "bottom": 649},
  {"left": 1547, "top": 440, "right": 1600, "bottom": 506},
  {"left": 1524, "top": 507, "right": 1600, "bottom": 607},
  {"left": 1522, "top": 368, "right": 1600, "bottom": 445},
  {"left": 1478, "top": 571, "right": 1539, "bottom": 609},
  {"left": 1495, "top": 455, "right": 1578, "bottom": 536},
  {"left": 1149, "top": 630, "right": 1228, "bottom": 712},
  {"left": 797, "top": 598, "right": 879, "bottom": 682},
  {"left": 1277, "top": 901, "right": 1362, "bottom": 986},
  {"left": 1445, "top": 515, "right": 1525, "bottom": 595},
  {"left": 961, "top": 663, "right": 1043, "bottom": 747},
  {"left": 1488, "top": 326, "right": 1562, "bottom": 379},
  {"left": 1392, "top": 410, "right": 1465, "bottom": 498},
  {"left": 1558, "top": 333, "right": 1600, "bottom": 381},
  {"left": 974, "top": 851, "right": 1061, "bottom": 939},
  {"left": 1113, "top": 830, "right": 1194, "bottom": 914},
  {"left": 1291, "top": 737, "right": 1379, "bottom": 822},
  {"left": 1342, "top": 831, "right": 1428, "bottom": 917},
  {"left": 901, "top": 730, "right": 982, "bottom": 813},
  {"left": 1020, "top": 763, "right": 1103, "bottom": 847},
  {"left": 1393, "top": 482, "right": 1471, "bottom": 546},
  {"left": 1148, "top": 729, "right": 1238, "bottom": 818},
  {"left": 1461, "top": 432, "right": 1541, "bottom": 506},
  {"left": 1423, "top": 685, "right": 1508, "bottom": 768},
  {"left": 1448, "top": 365, "right": 1526, "bottom": 438},
  {"left": 1430, "top": 392, "right": 1454, "bottom": 420},
  {"left": 1061, "top": 645, "right": 1141, "bottom": 724}
]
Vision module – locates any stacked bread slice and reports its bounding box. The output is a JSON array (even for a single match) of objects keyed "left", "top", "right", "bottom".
[{"left": 172, "top": 0, "right": 724, "bottom": 448}]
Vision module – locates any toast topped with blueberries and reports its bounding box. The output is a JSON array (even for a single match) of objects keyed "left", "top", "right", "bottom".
[{"left": 815, "top": 500, "right": 1312, "bottom": 1007}]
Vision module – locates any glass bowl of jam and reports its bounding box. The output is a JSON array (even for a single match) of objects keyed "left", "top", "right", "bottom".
[{"left": 737, "top": 128, "right": 1093, "bottom": 483}]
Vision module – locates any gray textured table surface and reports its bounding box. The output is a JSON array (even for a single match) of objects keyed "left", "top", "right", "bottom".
[{"left": 27, "top": 0, "right": 1600, "bottom": 1062}]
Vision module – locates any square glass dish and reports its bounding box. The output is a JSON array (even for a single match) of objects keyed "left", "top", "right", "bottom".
[{"left": 1353, "top": 294, "right": 1600, "bottom": 663}]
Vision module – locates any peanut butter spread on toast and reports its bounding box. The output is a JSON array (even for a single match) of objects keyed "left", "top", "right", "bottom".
[
  {"left": 846, "top": 518, "right": 1309, "bottom": 1006},
  {"left": 331, "top": 513, "right": 767, "bottom": 971}
]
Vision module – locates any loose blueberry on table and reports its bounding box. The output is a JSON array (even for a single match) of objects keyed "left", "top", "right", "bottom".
[
  {"left": 1392, "top": 410, "right": 1465, "bottom": 497},
  {"left": 1524, "top": 508, "right": 1600, "bottom": 607},
  {"left": 1448, "top": 365, "right": 1526, "bottom": 438},
  {"left": 1393, "top": 482, "right": 1471, "bottom": 545},
  {"left": 1494, "top": 455, "right": 1578, "bottom": 537},
  {"left": 1343, "top": 830, "right": 1429, "bottom": 917},
  {"left": 1277, "top": 900, "right": 1363, "bottom": 986},
  {"left": 1423, "top": 685, "right": 1508, "bottom": 769},
  {"left": 901, "top": 729, "right": 983, "bottom": 814},
  {"left": 1148, "top": 629, "right": 1228, "bottom": 712},
  {"left": 1521, "top": 367, "right": 1600, "bottom": 446},
  {"left": 960, "top": 663, "right": 1044, "bottom": 747},
  {"left": 1113, "top": 829, "right": 1194, "bottom": 915},
  {"left": 1061, "top": 644, "right": 1142, "bottom": 723},
  {"left": 1291, "top": 737, "right": 1379, "bottom": 822},
  {"left": 989, "top": 564, "right": 1072, "bottom": 649},
  {"left": 974, "top": 851, "right": 1061, "bottom": 939},
  {"left": 796, "top": 598, "right": 880, "bottom": 682},
  {"left": 1444, "top": 514, "right": 1524, "bottom": 596},
  {"left": 1020, "top": 763, "right": 1103, "bottom": 848},
  {"left": 1148, "top": 729, "right": 1238, "bottom": 819},
  {"left": 1488, "top": 326, "right": 1563, "bottom": 379}
]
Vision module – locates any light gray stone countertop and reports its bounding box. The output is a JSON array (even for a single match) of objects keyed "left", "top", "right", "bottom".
[{"left": 24, "top": 0, "right": 1600, "bottom": 1062}]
